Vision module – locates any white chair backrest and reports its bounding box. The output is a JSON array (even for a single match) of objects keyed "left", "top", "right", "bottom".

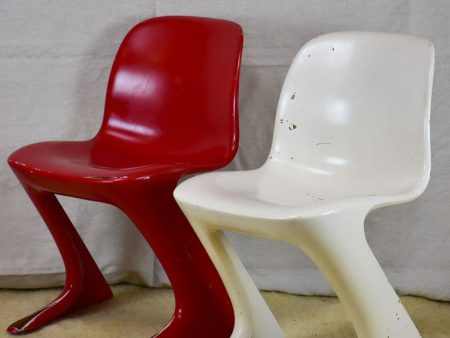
[{"left": 270, "top": 32, "right": 434, "bottom": 197}]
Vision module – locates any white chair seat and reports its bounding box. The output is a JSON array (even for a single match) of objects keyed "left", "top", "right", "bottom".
[{"left": 177, "top": 161, "right": 403, "bottom": 221}]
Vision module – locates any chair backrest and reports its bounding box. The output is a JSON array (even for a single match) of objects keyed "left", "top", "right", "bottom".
[
  {"left": 99, "top": 16, "right": 243, "bottom": 168},
  {"left": 269, "top": 32, "right": 434, "bottom": 197}
]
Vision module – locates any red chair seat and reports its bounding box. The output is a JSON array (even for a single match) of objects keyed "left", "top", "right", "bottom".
[{"left": 9, "top": 141, "right": 190, "bottom": 183}]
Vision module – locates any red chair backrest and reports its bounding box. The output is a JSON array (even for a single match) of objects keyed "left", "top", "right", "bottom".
[{"left": 99, "top": 16, "right": 243, "bottom": 168}]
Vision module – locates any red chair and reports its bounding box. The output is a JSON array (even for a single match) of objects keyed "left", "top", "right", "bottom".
[{"left": 7, "top": 16, "right": 242, "bottom": 337}]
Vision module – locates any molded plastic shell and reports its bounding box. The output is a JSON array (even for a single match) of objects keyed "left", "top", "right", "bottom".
[
  {"left": 175, "top": 31, "right": 434, "bottom": 338},
  {"left": 7, "top": 16, "right": 243, "bottom": 338}
]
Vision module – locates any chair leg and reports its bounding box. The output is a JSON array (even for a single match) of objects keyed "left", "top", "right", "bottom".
[
  {"left": 195, "top": 226, "right": 285, "bottom": 338},
  {"left": 286, "top": 210, "right": 421, "bottom": 338},
  {"left": 113, "top": 187, "right": 234, "bottom": 338},
  {"left": 176, "top": 204, "right": 285, "bottom": 338},
  {"left": 7, "top": 181, "right": 113, "bottom": 334}
]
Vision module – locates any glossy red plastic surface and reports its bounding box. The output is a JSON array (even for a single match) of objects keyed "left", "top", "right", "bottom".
[{"left": 7, "top": 16, "right": 242, "bottom": 337}]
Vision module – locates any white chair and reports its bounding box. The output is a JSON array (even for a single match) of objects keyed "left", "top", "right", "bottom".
[{"left": 174, "top": 32, "right": 434, "bottom": 338}]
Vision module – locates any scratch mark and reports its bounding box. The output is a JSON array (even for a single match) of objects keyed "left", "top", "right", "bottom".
[{"left": 85, "top": 175, "right": 119, "bottom": 180}]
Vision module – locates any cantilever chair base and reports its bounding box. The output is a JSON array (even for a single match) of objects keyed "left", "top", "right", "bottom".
[{"left": 176, "top": 175, "right": 420, "bottom": 338}]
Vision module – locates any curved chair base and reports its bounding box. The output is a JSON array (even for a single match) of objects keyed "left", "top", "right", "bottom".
[
  {"left": 177, "top": 206, "right": 284, "bottom": 338},
  {"left": 111, "top": 185, "right": 234, "bottom": 338},
  {"left": 8, "top": 172, "right": 234, "bottom": 337},
  {"left": 286, "top": 209, "right": 421, "bottom": 338},
  {"left": 177, "top": 201, "right": 421, "bottom": 338},
  {"left": 7, "top": 182, "right": 113, "bottom": 334}
]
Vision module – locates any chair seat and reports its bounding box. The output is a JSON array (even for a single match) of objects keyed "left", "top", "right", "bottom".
[
  {"left": 175, "top": 160, "right": 404, "bottom": 220},
  {"left": 8, "top": 140, "right": 191, "bottom": 195}
]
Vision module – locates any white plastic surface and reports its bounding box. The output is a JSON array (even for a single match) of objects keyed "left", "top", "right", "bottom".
[{"left": 175, "top": 31, "right": 434, "bottom": 338}]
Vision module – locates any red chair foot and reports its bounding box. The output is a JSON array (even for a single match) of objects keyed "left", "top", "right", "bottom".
[
  {"left": 7, "top": 284, "right": 112, "bottom": 334},
  {"left": 8, "top": 309, "right": 45, "bottom": 334},
  {"left": 7, "top": 287, "right": 79, "bottom": 334}
]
